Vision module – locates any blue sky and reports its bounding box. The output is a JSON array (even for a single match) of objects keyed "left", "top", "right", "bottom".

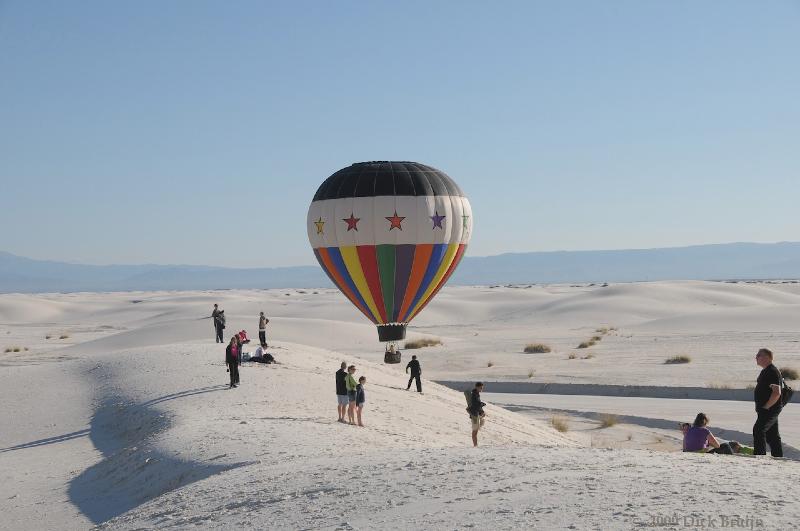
[{"left": 1, "top": 1, "right": 798, "bottom": 267}]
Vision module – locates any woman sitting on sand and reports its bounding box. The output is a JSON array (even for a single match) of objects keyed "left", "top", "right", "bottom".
[{"left": 682, "top": 413, "right": 721, "bottom": 452}]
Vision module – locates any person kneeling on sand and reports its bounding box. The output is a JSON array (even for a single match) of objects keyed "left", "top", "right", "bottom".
[
  {"left": 249, "top": 344, "right": 275, "bottom": 364},
  {"left": 469, "top": 382, "right": 487, "bottom": 447},
  {"left": 356, "top": 376, "right": 366, "bottom": 427},
  {"left": 682, "top": 413, "right": 720, "bottom": 452}
]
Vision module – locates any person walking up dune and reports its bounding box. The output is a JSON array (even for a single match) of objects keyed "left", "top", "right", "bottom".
[
  {"left": 226, "top": 336, "right": 240, "bottom": 389},
  {"left": 753, "top": 348, "right": 783, "bottom": 457},
  {"left": 406, "top": 355, "right": 422, "bottom": 392}
]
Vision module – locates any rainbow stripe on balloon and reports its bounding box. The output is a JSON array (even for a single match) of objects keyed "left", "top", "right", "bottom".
[{"left": 314, "top": 243, "right": 467, "bottom": 326}]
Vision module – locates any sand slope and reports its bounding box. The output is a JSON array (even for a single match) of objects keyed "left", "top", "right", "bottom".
[{"left": 1, "top": 282, "right": 799, "bottom": 529}]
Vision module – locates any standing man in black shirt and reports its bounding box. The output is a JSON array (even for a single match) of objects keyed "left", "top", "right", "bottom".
[
  {"left": 753, "top": 348, "right": 783, "bottom": 457},
  {"left": 406, "top": 355, "right": 422, "bottom": 392},
  {"left": 335, "top": 362, "right": 348, "bottom": 423}
]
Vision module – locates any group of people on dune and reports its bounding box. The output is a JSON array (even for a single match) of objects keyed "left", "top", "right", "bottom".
[
  {"left": 212, "top": 305, "right": 274, "bottom": 389},
  {"left": 681, "top": 348, "right": 791, "bottom": 457}
]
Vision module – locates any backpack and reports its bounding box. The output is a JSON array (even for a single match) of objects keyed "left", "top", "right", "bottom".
[{"left": 781, "top": 378, "right": 794, "bottom": 407}]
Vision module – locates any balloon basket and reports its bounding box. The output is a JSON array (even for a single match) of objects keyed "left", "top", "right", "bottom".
[{"left": 384, "top": 350, "right": 402, "bottom": 364}]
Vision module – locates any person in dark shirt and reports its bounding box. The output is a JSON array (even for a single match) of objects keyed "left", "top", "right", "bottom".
[
  {"left": 753, "top": 348, "right": 783, "bottom": 457},
  {"left": 469, "top": 382, "right": 487, "bottom": 447},
  {"left": 406, "top": 355, "right": 422, "bottom": 392},
  {"left": 356, "top": 376, "right": 367, "bottom": 427},
  {"left": 335, "top": 362, "right": 348, "bottom": 423}
]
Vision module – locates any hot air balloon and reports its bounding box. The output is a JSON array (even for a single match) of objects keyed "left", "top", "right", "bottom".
[{"left": 307, "top": 161, "right": 473, "bottom": 345}]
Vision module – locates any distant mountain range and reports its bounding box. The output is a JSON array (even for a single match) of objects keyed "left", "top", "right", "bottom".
[{"left": 1, "top": 242, "right": 799, "bottom": 293}]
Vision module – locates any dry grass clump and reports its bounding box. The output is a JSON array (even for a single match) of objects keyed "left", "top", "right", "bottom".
[
  {"left": 707, "top": 382, "right": 732, "bottom": 389},
  {"left": 567, "top": 353, "right": 577, "bottom": 360},
  {"left": 404, "top": 337, "right": 442, "bottom": 349},
  {"left": 664, "top": 355, "right": 691, "bottom": 364},
  {"left": 3, "top": 347, "right": 12, "bottom": 353},
  {"left": 591, "top": 335, "right": 603, "bottom": 342},
  {"left": 583, "top": 353, "right": 595, "bottom": 360},
  {"left": 577, "top": 340, "right": 596, "bottom": 349},
  {"left": 551, "top": 416, "right": 570, "bottom": 433},
  {"left": 781, "top": 367, "right": 799, "bottom": 380},
  {"left": 59, "top": 334, "right": 70, "bottom": 340},
  {"left": 595, "top": 327, "right": 609, "bottom": 334},
  {"left": 487, "top": 361, "right": 494, "bottom": 368},
  {"left": 524, "top": 343, "right": 551, "bottom": 353},
  {"left": 45, "top": 334, "right": 52, "bottom": 339},
  {"left": 527, "top": 369, "right": 535, "bottom": 378},
  {"left": 598, "top": 413, "right": 619, "bottom": 428}
]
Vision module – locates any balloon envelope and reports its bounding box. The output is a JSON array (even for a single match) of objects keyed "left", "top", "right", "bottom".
[{"left": 307, "top": 161, "right": 473, "bottom": 341}]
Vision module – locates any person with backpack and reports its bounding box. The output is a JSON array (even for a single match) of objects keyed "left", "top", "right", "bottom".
[
  {"left": 212, "top": 304, "right": 222, "bottom": 342},
  {"left": 258, "top": 312, "right": 269, "bottom": 348},
  {"left": 405, "top": 355, "right": 422, "bottom": 392},
  {"left": 753, "top": 348, "right": 784, "bottom": 457},
  {"left": 468, "top": 382, "right": 487, "bottom": 447},
  {"left": 214, "top": 309, "right": 226, "bottom": 344},
  {"left": 225, "top": 336, "right": 240, "bottom": 389},
  {"left": 335, "top": 362, "right": 348, "bottom": 423}
]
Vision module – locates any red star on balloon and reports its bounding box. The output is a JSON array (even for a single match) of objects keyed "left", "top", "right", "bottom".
[
  {"left": 342, "top": 213, "right": 360, "bottom": 231},
  {"left": 386, "top": 211, "right": 406, "bottom": 231}
]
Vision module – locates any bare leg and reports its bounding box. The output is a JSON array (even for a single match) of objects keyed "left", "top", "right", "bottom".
[
  {"left": 338, "top": 404, "right": 345, "bottom": 421},
  {"left": 357, "top": 406, "right": 363, "bottom": 426},
  {"left": 348, "top": 401, "right": 356, "bottom": 424},
  {"left": 472, "top": 430, "right": 478, "bottom": 447}
]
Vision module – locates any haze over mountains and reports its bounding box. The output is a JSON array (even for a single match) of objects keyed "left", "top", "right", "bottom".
[{"left": 1, "top": 241, "right": 799, "bottom": 293}]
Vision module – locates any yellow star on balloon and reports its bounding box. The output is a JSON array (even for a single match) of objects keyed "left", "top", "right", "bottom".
[{"left": 314, "top": 217, "right": 325, "bottom": 235}]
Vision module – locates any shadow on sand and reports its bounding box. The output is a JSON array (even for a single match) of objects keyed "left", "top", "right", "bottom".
[{"left": 68, "top": 385, "right": 250, "bottom": 525}]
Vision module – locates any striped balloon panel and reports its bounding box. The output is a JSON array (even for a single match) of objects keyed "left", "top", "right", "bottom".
[{"left": 312, "top": 243, "right": 467, "bottom": 325}]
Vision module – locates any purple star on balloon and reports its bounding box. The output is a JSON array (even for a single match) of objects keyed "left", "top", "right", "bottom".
[{"left": 430, "top": 211, "right": 446, "bottom": 230}]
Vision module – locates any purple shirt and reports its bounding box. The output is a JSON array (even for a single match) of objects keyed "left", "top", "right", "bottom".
[{"left": 684, "top": 426, "right": 711, "bottom": 451}]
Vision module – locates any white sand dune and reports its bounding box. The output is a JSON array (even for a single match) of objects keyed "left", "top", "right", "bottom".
[{"left": 1, "top": 281, "right": 799, "bottom": 529}]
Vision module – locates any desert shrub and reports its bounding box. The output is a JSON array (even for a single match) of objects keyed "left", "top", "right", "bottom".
[
  {"left": 745, "top": 384, "right": 756, "bottom": 390},
  {"left": 404, "top": 338, "right": 442, "bottom": 349},
  {"left": 664, "top": 355, "right": 691, "bottom": 364},
  {"left": 595, "top": 327, "right": 609, "bottom": 334},
  {"left": 577, "top": 341, "right": 595, "bottom": 349},
  {"left": 59, "top": 335, "right": 70, "bottom": 340},
  {"left": 598, "top": 413, "right": 619, "bottom": 428},
  {"left": 3, "top": 347, "right": 11, "bottom": 353},
  {"left": 626, "top": 433, "right": 633, "bottom": 441},
  {"left": 781, "top": 367, "right": 799, "bottom": 380},
  {"left": 528, "top": 369, "right": 535, "bottom": 378},
  {"left": 524, "top": 343, "right": 551, "bottom": 354},
  {"left": 707, "top": 382, "right": 731, "bottom": 389},
  {"left": 45, "top": 335, "right": 52, "bottom": 339},
  {"left": 551, "top": 416, "right": 569, "bottom": 433},
  {"left": 12, "top": 347, "right": 21, "bottom": 352},
  {"left": 591, "top": 335, "right": 603, "bottom": 342},
  {"left": 568, "top": 353, "right": 577, "bottom": 360},
  {"left": 583, "top": 353, "right": 595, "bottom": 360},
  {"left": 487, "top": 361, "right": 494, "bottom": 368}
]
